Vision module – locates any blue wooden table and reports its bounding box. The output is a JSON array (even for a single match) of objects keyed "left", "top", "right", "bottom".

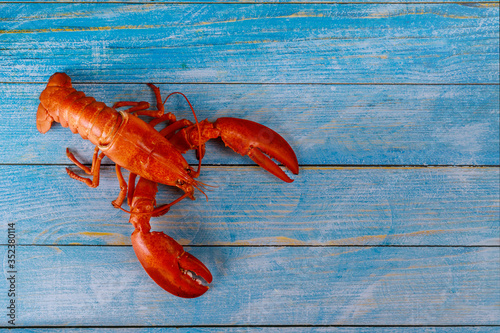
[{"left": 0, "top": 0, "right": 499, "bottom": 331}]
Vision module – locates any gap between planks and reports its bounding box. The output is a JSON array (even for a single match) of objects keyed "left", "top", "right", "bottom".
[
  {"left": 2, "top": 164, "right": 498, "bottom": 168},
  {"left": 1, "top": 1, "right": 499, "bottom": 5},
  {"left": 2, "top": 244, "right": 498, "bottom": 247},
  {"left": 1, "top": 324, "right": 499, "bottom": 329},
  {"left": 3, "top": 82, "right": 500, "bottom": 85}
]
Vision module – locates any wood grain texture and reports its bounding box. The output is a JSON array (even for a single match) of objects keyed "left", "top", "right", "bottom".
[
  {"left": 0, "top": 0, "right": 498, "bottom": 330},
  {"left": 5, "top": 0, "right": 496, "bottom": 3},
  {"left": 0, "top": 4, "right": 498, "bottom": 84},
  {"left": 2, "top": 83, "right": 499, "bottom": 165},
  {"left": 1, "top": 329, "right": 499, "bottom": 333},
  {"left": 1, "top": 165, "right": 498, "bottom": 246},
  {"left": 1, "top": 245, "right": 498, "bottom": 326}
]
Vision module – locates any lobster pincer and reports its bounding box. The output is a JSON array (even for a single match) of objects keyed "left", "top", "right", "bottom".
[
  {"left": 164, "top": 117, "right": 299, "bottom": 183},
  {"left": 128, "top": 174, "right": 212, "bottom": 298}
]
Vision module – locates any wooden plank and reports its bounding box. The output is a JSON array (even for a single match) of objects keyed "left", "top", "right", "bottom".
[
  {"left": 0, "top": 4, "right": 498, "bottom": 84},
  {"left": 2, "top": 327, "right": 498, "bottom": 332},
  {"left": 6, "top": 0, "right": 494, "bottom": 3},
  {"left": 2, "top": 83, "right": 499, "bottom": 166},
  {"left": 2, "top": 165, "right": 498, "bottom": 246},
  {"left": 1, "top": 245, "right": 498, "bottom": 326}
]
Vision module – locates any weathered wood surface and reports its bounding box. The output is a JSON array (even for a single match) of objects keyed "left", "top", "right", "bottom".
[
  {"left": 1, "top": 165, "right": 499, "bottom": 246},
  {"left": 4, "top": 0, "right": 495, "bottom": 3},
  {"left": 0, "top": 325, "right": 498, "bottom": 333},
  {"left": 2, "top": 83, "right": 499, "bottom": 166},
  {"left": 0, "top": 4, "right": 498, "bottom": 84},
  {"left": 0, "top": 246, "right": 498, "bottom": 326},
  {"left": 0, "top": 0, "right": 498, "bottom": 331}
]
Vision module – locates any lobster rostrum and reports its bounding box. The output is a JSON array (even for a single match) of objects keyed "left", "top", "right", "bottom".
[{"left": 37, "top": 72, "right": 299, "bottom": 298}]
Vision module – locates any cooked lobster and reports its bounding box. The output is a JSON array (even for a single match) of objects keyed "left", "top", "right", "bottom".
[{"left": 37, "top": 72, "right": 299, "bottom": 298}]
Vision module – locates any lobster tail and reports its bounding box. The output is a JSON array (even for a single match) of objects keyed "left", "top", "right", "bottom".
[
  {"left": 37, "top": 72, "right": 73, "bottom": 133},
  {"left": 37, "top": 73, "right": 123, "bottom": 147},
  {"left": 36, "top": 103, "right": 54, "bottom": 134}
]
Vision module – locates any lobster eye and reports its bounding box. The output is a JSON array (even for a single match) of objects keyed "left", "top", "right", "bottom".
[{"left": 176, "top": 179, "right": 185, "bottom": 186}]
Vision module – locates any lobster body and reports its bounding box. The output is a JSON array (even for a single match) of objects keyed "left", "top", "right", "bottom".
[
  {"left": 97, "top": 112, "right": 196, "bottom": 197},
  {"left": 37, "top": 73, "right": 198, "bottom": 197}
]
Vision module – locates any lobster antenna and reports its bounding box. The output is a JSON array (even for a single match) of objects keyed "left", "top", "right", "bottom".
[
  {"left": 164, "top": 92, "right": 203, "bottom": 178},
  {"left": 193, "top": 181, "right": 209, "bottom": 202}
]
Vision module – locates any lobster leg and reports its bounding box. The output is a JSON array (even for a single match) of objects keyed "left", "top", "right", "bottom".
[
  {"left": 113, "top": 84, "right": 173, "bottom": 120},
  {"left": 113, "top": 101, "right": 150, "bottom": 114},
  {"left": 111, "top": 165, "right": 129, "bottom": 209},
  {"left": 113, "top": 100, "right": 173, "bottom": 120},
  {"left": 129, "top": 176, "right": 212, "bottom": 298},
  {"left": 65, "top": 146, "right": 106, "bottom": 188}
]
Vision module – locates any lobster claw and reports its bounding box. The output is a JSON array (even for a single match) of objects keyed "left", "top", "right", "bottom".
[
  {"left": 131, "top": 229, "right": 212, "bottom": 298},
  {"left": 214, "top": 117, "right": 299, "bottom": 183}
]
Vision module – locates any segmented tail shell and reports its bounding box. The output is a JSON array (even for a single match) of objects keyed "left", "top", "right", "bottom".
[{"left": 38, "top": 73, "right": 122, "bottom": 147}]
